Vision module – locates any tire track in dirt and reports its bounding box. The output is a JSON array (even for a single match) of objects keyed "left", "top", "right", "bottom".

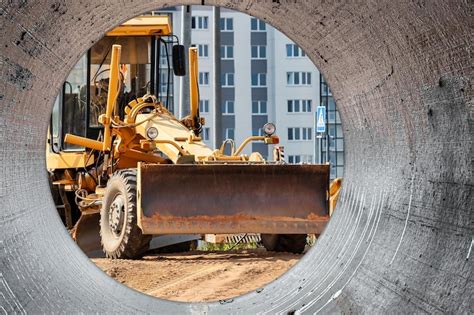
[{"left": 92, "top": 249, "right": 302, "bottom": 302}]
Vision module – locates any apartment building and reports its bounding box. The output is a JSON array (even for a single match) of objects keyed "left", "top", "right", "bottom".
[{"left": 159, "top": 6, "right": 345, "bottom": 178}]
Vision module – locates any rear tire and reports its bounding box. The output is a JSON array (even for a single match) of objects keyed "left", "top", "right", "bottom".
[
  {"left": 261, "top": 234, "right": 307, "bottom": 254},
  {"left": 100, "top": 169, "right": 151, "bottom": 259}
]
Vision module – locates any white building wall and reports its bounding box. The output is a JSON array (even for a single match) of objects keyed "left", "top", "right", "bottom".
[
  {"left": 266, "top": 26, "right": 276, "bottom": 132},
  {"left": 232, "top": 12, "right": 252, "bottom": 154},
  {"left": 272, "top": 31, "right": 321, "bottom": 163},
  {"left": 164, "top": 6, "right": 329, "bottom": 164},
  {"left": 189, "top": 6, "right": 214, "bottom": 146}
]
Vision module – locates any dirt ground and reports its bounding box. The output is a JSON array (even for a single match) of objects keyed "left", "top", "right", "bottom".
[{"left": 92, "top": 248, "right": 301, "bottom": 302}]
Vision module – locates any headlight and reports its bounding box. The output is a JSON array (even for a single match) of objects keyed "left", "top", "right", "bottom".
[
  {"left": 263, "top": 122, "right": 276, "bottom": 136},
  {"left": 146, "top": 127, "right": 158, "bottom": 139}
]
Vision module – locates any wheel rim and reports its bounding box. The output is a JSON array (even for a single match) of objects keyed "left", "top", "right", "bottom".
[{"left": 108, "top": 194, "right": 125, "bottom": 238}]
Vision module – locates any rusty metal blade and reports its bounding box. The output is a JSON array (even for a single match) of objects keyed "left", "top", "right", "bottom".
[
  {"left": 138, "top": 164, "right": 330, "bottom": 234},
  {"left": 71, "top": 211, "right": 102, "bottom": 255}
]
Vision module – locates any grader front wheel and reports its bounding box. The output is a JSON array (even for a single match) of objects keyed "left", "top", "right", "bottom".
[{"left": 100, "top": 169, "right": 151, "bottom": 259}]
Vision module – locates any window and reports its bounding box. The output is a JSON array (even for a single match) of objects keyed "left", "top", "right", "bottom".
[
  {"left": 252, "top": 101, "right": 267, "bottom": 114},
  {"left": 220, "top": 17, "right": 233, "bottom": 31},
  {"left": 287, "top": 72, "right": 312, "bottom": 86},
  {"left": 54, "top": 55, "right": 87, "bottom": 150},
  {"left": 288, "top": 155, "right": 312, "bottom": 164},
  {"left": 288, "top": 127, "right": 312, "bottom": 141},
  {"left": 159, "top": 44, "right": 173, "bottom": 65},
  {"left": 321, "top": 76, "right": 332, "bottom": 96},
  {"left": 221, "top": 73, "right": 235, "bottom": 87},
  {"left": 302, "top": 99, "right": 312, "bottom": 112},
  {"left": 251, "top": 45, "right": 266, "bottom": 59},
  {"left": 199, "top": 72, "right": 209, "bottom": 85},
  {"left": 220, "top": 45, "right": 234, "bottom": 59},
  {"left": 252, "top": 127, "right": 264, "bottom": 136},
  {"left": 202, "top": 127, "right": 210, "bottom": 141},
  {"left": 251, "top": 17, "right": 266, "bottom": 31},
  {"left": 287, "top": 99, "right": 312, "bottom": 113},
  {"left": 197, "top": 44, "right": 209, "bottom": 57},
  {"left": 222, "top": 100, "right": 234, "bottom": 114},
  {"left": 303, "top": 155, "right": 312, "bottom": 163},
  {"left": 328, "top": 96, "right": 335, "bottom": 110},
  {"left": 199, "top": 99, "right": 209, "bottom": 113},
  {"left": 287, "top": 72, "right": 298, "bottom": 85},
  {"left": 302, "top": 72, "right": 311, "bottom": 85},
  {"left": 251, "top": 73, "right": 267, "bottom": 86},
  {"left": 288, "top": 155, "right": 300, "bottom": 164},
  {"left": 286, "top": 44, "right": 306, "bottom": 57},
  {"left": 159, "top": 71, "right": 172, "bottom": 94},
  {"left": 302, "top": 127, "right": 312, "bottom": 140},
  {"left": 192, "top": 16, "right": 209, "bottom": 30},
  {"left": 288, "top": 99, "right": 299, "bottom": 112},
  {"left": 224, "top": 128, "right": 235, "bottom": 140},
  {"left": 319, "top": 73, "right": 344, "bottom": 178}
]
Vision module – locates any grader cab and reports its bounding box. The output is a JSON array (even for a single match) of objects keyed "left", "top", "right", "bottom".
[{"left": 47, "top": 16, "right": 334, "bottom": 259}]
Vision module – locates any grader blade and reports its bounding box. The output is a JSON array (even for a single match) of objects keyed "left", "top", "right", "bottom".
[
  {"left": 71, "top": 211, "right": 102, "bottom": 255},
  {"left": 137, "top": 164, "right": 330, "bottom": 235}
]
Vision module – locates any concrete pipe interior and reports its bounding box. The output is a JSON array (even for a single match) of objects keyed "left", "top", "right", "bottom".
[{"left": 0, "top": 1, "right": 471, "bottom": 313}]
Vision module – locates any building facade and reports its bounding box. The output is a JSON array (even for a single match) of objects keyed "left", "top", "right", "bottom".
[{"left": 156, "top": 6, "right": 344, "bottom": 179}]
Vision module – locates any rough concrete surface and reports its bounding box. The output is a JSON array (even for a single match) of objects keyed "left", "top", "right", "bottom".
[{"left": 0, "top": 0, "right": 472, "bottom": 314}]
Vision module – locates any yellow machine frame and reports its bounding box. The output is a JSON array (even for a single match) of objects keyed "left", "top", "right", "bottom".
[
  {"left": 46, "top": 16, "right": 342, "bottom": 257},
  {"left": 63, "top": 44, "right": 279, "bottom": 169},
  {"left": 106, "top": 16, "right": 172, "bottom": 37}
]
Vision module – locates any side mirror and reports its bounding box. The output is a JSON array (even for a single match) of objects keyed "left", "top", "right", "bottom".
[{"left": 172, "top": 45, "right": 186, "bottom": 76}]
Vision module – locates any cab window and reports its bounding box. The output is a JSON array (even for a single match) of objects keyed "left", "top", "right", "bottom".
[{"left": 90, "top": 36, "right": 152, "bottom": 127}]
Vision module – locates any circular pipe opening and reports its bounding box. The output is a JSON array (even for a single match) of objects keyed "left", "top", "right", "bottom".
[
  {"left": 46, "top": 5, "right": 344, "bottom": 303},
  {"left": 0, "top": 1, "right": 470, "bottom": 313}
]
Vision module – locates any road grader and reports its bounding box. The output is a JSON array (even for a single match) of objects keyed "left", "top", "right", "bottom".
[{"left": 47, "top": 15, "right": 338, "bottom": 259}]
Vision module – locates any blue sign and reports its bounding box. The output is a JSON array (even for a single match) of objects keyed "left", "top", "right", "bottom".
[{"left": 316, "top": 106, "right": 326, "bottom": 133}]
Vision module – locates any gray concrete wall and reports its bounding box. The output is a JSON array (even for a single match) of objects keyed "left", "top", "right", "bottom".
[
  {"left": 221, "top": 87, "right": 235, "bottom": 101},
  {"left": 252, "top": 115, "right": 268, "bottom": 130},
  {"left": 222, "top": 114, "right": 235, "bottom": 131},
  {"left": 251, "top": 87, "right": 267, "bottom": 101},
  {"left": 251, "top": 32, "right": 267, "bottom": 45},
  {"left": 0, "top": 1, "right": 471, "bottom": 314},
  {"left": 220, "top": 31, "right": 234, "bottom": 45},
  {"left": 251, "top": 59, "right": 267, "bottom": 73},
  {"left": 220, "top": 60, "right": 234, "bottom": 74}
]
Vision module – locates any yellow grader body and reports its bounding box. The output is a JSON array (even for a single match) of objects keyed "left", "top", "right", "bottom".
[{"left": 47, "top": 16, "right": 339, "bottom": 258}]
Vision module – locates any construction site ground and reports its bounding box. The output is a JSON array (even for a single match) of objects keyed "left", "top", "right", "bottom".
[{"left": 92, "top": 248, "right": 302, "bottom": 302}]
